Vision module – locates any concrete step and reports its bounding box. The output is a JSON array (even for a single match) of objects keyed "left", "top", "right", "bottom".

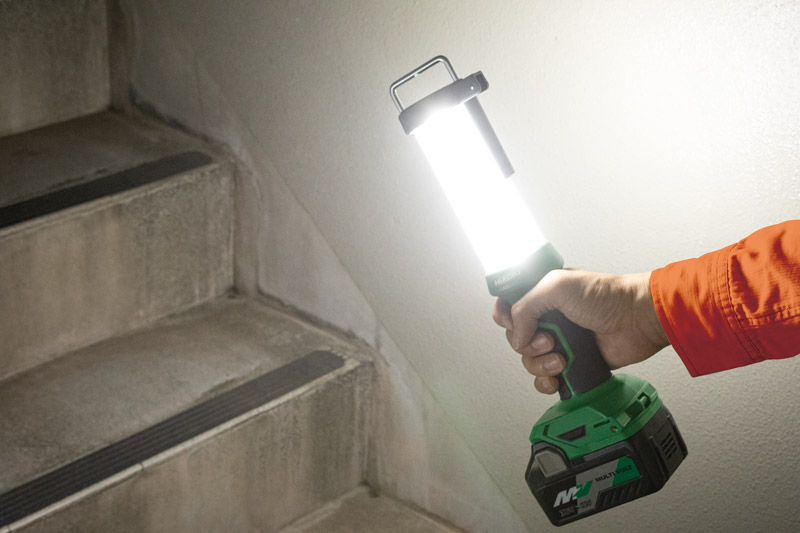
[
  {"left": 0, "top": 111, "right": 234, "bottom": 381},
  {"left": 280, "top": 487, "right": 462, "bottom": 533},
  {"left": 0, "top": 0, "right": 109, "bottom": 137},
  {"left": 0, "top": 296, "right": 373, "bottom": 532}
]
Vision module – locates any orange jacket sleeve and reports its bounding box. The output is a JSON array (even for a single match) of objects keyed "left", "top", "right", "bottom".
[{"left": 650, "top": 220, "right": 800, "bottom": 377}]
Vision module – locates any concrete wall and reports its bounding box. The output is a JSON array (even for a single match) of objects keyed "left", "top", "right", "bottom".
[{"left": 124, "top": 1, "right": 800, "bottom": 531}]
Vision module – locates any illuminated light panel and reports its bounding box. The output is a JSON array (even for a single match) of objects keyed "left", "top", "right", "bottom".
[{"left": 413, "top": 103, "right": 546, "bottom": 274}]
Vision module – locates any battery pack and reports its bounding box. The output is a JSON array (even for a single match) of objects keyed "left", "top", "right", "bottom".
[{"left": 526, "top": 404, "right": 687, "bottom": 526}]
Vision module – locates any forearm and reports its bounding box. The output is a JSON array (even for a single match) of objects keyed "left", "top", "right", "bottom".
[{"left": 650, "top": 220, "right": 800, "bottom": 376}]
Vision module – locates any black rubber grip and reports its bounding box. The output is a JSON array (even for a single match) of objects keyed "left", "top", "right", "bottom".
[{"left": 538, "top": 310, "right": 612, "bottom": 400}]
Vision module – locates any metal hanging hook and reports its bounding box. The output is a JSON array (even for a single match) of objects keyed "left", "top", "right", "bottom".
[{"left": 389, "top": 55, "right": 459, "bottom": 113}]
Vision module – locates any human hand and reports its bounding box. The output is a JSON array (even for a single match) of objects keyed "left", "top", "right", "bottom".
[{"left": 493, "top": 270, "right": 669, "bottom": 394}]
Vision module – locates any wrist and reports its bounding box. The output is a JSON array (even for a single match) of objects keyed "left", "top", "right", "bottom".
[{"left": 639, "top": 272, "right": 670, "bottom": 350}]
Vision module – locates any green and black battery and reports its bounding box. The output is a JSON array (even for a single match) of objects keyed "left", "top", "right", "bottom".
[{"left": 487, "top": 242, "right": 687, "bottom": 526}]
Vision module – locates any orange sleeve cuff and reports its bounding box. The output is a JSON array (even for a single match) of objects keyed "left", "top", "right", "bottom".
[{"left": 650, "top": 245, "right": 761, "bottom": 377}]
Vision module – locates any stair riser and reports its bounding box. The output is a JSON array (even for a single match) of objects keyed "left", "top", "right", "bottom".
[
  {"left": 0, "top": 0, "right": 109, "bottom": 137},
  {"left": 0, "top": 166, "right": 233, "bottom": 381},
  {"left": 9, "top": 363, "right": 372, "bottom": 533}
]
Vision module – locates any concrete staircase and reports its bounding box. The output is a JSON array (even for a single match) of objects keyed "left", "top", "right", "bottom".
[
  {"left": 0, "top": 112, "right": 233, "bottom": 380},
  {"left": 0, "top": 297, "right": 372, "bottom": 532},
  {"left": 0, "top": 1, "right": 460, "bottom": 531},
  {"left": 0, "top": 107, "right": 377, "bottom": 531}
]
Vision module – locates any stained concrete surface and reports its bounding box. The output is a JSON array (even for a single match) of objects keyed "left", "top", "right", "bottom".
[
  {"left": 11, "top": 352, "right": 373, "bottom": 533},
  {"left": 0, "top": 296, "right": 370, "bottom": 495},
  {"left": 0, "top": 111, "right": 211, "bottom": 208},
  {"left": 0, "top": 111, "right": 234, "bottom": 381},
  {"left": 0, "top": 0, "right": 109, "bottom": 137},
  {"left": 281, "top": 487, "right": 462, "bottom": 533}
]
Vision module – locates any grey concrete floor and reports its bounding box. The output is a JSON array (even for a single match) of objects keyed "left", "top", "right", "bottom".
[{"left": 282, "top": 487, "right": 463, "bottom": 533}]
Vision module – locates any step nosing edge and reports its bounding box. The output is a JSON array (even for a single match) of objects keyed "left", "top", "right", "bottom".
[
  {"left": 141, "top": 358, "right": 361, "bottom": 470},
  {"left": 0, "top": 150, "right": 216, "bottom": 231},
  {"left": 0, "top": 350, "right": 347, "bottom": 528},
  {"left": 5, "top": 465, "right": 143, "bottom": 532}
]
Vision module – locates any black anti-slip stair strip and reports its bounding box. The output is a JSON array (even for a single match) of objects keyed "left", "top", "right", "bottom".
[
  {"left": 0, "top": 350, "right": 344, "bottom": 527},
  {"left": 0, "top": 150, "right": 213, "bottom": 230}
]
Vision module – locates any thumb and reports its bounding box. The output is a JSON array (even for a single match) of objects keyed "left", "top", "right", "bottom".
[{"left": 509, "top": 269, "right": 576, "bottom": 350}]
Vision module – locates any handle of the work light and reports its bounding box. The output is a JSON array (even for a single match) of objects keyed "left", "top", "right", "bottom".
[
  {"left": 488, "top": 254, "right": 611, "bottom": 401},
  {"left": 535, "top": 309, "right": 611, "bottom": 401},
  {"left": 502, "top": 300, "right": 612, "bottom": 401}
]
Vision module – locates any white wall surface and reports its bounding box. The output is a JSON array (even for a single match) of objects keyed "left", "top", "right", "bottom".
[{"left": 127, "top": 1, "right": 800, "bottom": 531}]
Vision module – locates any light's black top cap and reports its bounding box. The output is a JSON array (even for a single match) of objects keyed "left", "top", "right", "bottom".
[
  {"left": 398, "top": 72, "right": 489, "bottom": 135},
  {"left": 390, "top": 55, "right": 514, "bottom": 178}
]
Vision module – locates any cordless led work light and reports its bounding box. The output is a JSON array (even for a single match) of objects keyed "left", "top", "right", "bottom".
[{"left": 390, "top": 56, "right": 687, "bottom": 526}]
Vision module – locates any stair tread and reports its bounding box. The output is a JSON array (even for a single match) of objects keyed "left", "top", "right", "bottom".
[
  {"left": 0, "top": 296, "right": 367, "bottom": 496},
  {"left": 0, "top": 111, "right": 211, "bottom": 209}
]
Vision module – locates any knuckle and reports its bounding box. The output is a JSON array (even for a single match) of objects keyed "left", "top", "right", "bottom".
[
  {"left": 521, "top": 355, "right": 535, "bottom": 373},
  {"left": 541, "top": 269, "right": 565, "bottom": 287}
]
